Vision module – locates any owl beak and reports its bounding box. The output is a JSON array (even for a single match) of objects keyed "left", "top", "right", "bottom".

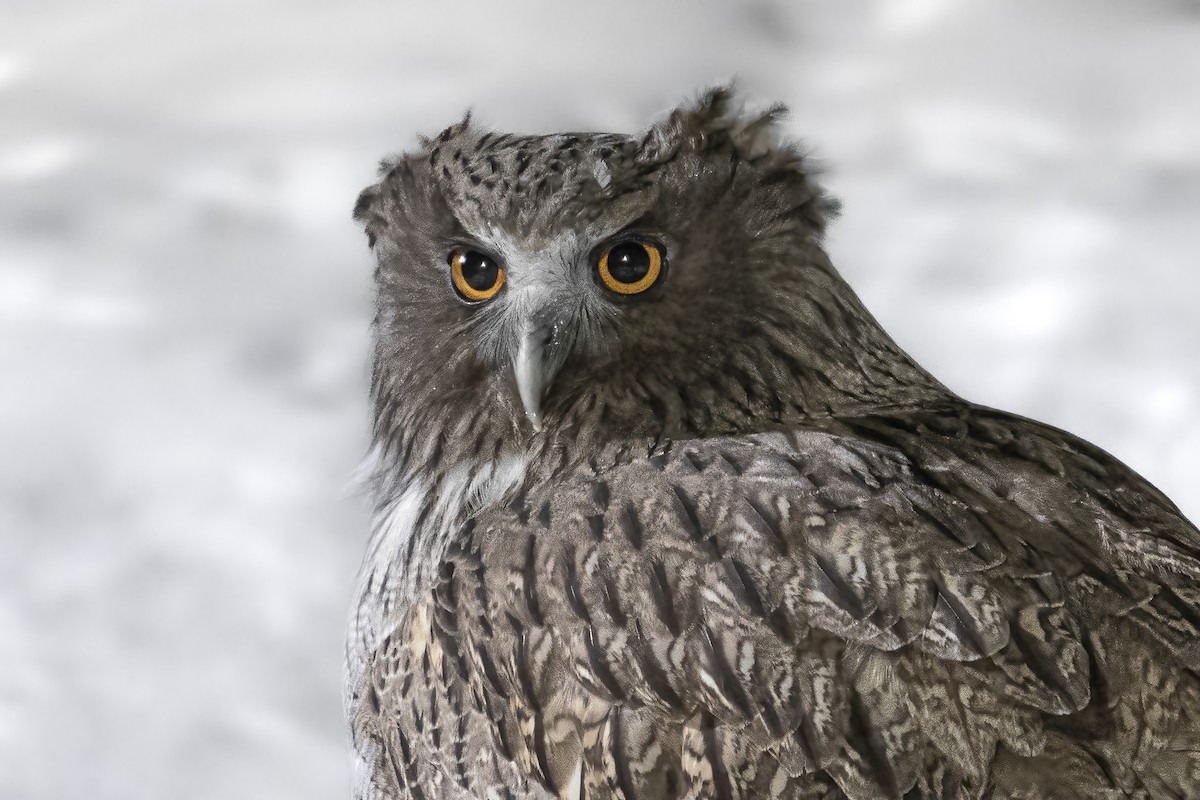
[
  {"left": 514, "top": 337, "right": 546, "bottom": 430},
  {"left": 512, "top": 313, "right": 564, "bottom": 431}
]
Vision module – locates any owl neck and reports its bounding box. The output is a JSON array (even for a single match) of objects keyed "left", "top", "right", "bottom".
[
  {"left": 550, "top": 285, "right": 955, "bottom": 440},
  {"left": 693, "top": 255, "right": 955, "bottom": 427}
]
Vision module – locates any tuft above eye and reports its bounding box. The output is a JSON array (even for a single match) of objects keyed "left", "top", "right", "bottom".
[
  {"left": 596, "top": 240, "right": 665, "bottom": 296},
  {"left": 449, "top": 248, "right": 505, "bottom": 302}
]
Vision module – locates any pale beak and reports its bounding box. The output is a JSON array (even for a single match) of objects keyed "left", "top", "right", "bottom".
[{"left": 512, "top": 312, "right": 564, "bottom": 431}]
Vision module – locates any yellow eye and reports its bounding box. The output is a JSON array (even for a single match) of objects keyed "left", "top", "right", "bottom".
[
  {"left": 449, "top": 249, "right": 505, "bottom": 302},
  {"left": 596, "top": 240, "right": 664, "bottom": 295}
]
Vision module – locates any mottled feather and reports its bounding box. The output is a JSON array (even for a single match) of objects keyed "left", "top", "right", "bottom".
[{"left": 346, "top": 88, "right": 1200, "bottom": 800}]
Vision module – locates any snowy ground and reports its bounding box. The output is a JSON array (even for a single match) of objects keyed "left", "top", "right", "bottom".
[{"left": 2, "top": 1, "right": 1198, "bottom": 798}]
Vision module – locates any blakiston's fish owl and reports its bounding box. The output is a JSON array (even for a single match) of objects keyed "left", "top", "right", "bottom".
[{"left": 346, "top": 89, "right": 1200, "bottom": 799}]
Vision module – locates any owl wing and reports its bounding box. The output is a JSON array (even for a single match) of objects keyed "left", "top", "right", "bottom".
[{"left": 430, "top": 406, "right": 1200, "bottom": 800}]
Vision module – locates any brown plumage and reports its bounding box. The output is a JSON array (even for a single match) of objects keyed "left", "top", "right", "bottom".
[{"left": 346, "top": 88, "right": 1200, "bottom": 799}]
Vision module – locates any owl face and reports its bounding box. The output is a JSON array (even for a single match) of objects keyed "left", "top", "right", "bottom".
[
  {"left": 438, "top": 230, "right": 672, "bottom": 428},
  {"left": 355, "top": 90, "right": 851, "bottom": 448}
]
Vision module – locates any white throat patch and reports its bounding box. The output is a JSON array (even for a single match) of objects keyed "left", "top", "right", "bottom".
[{"left": 345, "top": 453, "right": 529, "bottom": 691}]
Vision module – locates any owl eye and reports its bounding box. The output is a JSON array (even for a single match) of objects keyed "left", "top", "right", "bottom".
[
  {"left": 449, "top": 248, "right": 505, "bottom": 302},
  {"left": 596, "top": 240, "right": 665, "bottom": 296}
]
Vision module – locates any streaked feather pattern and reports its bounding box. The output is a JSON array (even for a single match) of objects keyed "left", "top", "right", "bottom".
[
  {"left": 347, "top": 87, "right": 1200, "bottom": 799},
  {"left": 350, "top": 406, "right": 1200, "bottom": 799}
]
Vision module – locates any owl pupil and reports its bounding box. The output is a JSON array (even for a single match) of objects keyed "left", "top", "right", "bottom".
[
  {"left": 607, "top": 243, "right": 650, "bottom": 283},
  {"left": 460, "top": 251, "right": 499, "bottom": 290}
]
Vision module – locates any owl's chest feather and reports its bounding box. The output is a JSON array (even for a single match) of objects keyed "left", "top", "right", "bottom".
[{"left": 347, "top": 454, "right": 529, "bottom": 692}]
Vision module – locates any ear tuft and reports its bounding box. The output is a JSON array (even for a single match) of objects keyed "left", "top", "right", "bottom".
[
  {"left": 353, "top": 111, "right": 474, "bottom": 251},
  {"left": 433, "top": 110, "right": 474, "bottom": 145},
  {"left": 641, "top": 85, "right": 841, "bottom": 240},
  {"left": 353, "top": 184, "right": 383, "bottom": 249},
  {"left": 728, "top": 101, "right": 789, "bottom": 161},
  {"left": 638, "top": 83, "right": 789, "bottom": 164}
]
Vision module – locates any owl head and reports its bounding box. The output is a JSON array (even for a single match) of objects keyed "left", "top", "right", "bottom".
[{"left": 355, "top": 88, "right": 941, "bottom": 472}]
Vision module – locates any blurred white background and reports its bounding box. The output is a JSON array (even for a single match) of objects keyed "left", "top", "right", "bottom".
[{"left": 2, "top": 1, "right": 1197, "bottom": 797}]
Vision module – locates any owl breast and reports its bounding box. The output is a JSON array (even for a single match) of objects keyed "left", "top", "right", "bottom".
[{"left": 347, "top": 452, "right": 530, "bottom": 686}]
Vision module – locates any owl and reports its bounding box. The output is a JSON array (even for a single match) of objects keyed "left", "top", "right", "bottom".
[{"left": 346, "top": 88, "right": 1200, "bottom": 800}]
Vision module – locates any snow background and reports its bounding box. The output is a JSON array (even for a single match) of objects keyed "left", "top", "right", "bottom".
[{"left": 2, "top": 1, "right": 1197, "bottom": 797}]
